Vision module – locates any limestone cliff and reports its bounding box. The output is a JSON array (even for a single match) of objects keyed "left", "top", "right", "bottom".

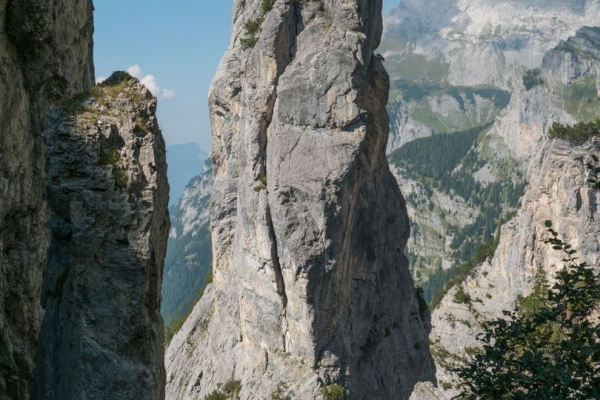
[
  {"left": 427, "top": 26, "right": 600, "bottom": 398},
  {"left": 166, "top": 1, "right": 435, "bottom": 399},
  {"left": 429, "top": 137, "right": 600, "bottom": 398},
  {"left": 382, "top": 1, "right": 600, "bottom": 306},
  {"left": 0, "top": 1, "right": 93, "bottom": 398},
  {"left": 31, "top": 72, "right": 169, "bottom": 400}
]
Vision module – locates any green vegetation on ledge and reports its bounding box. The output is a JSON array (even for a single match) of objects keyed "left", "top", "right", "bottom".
[{"left": 548, "top": 119, "right": 600, "bottom": 141}]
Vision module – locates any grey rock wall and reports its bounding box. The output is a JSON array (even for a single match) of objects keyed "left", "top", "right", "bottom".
[
  {"left": 31, "top": 73, "right": 169, "bottom": 400},
  {"left": 0, "top": 1, "right": 93, "bottom": 398},
  {"left": 166, "top": 1, "right": 435, "bottom": 399}
]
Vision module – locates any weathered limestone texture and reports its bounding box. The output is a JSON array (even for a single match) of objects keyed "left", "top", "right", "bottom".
[
  {"left": 0, "top": 1, "right": 93, "bottom": 398},
  {"left": 166, "top": 1, "right": 435, "bottom": 399},
  {"left": 430, "top": 138, "right": 600, "bottom": 398},
  {"left": 32, "top": 73, "right": 169, "bottom": 400}
]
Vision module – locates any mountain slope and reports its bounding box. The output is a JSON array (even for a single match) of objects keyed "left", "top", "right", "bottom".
[
  {"left": 161, "top": 160, "right": 213, "bottom": 328},
  {"left": 427, "top": 23, "right": 600, "bottom": 399},
  {"left": 382, "top": 0, "right": 600, "bottom": 305}
]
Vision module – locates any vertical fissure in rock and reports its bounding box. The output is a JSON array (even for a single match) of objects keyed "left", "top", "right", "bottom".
[{"left": 265, "top": 201, "right": 289, "bottom": 351}]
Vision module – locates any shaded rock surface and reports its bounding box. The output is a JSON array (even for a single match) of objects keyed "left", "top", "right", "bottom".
[
  {"left": 0, "top": 1, "right": 94, "bottom": 398},
  {"left": 166, "top": 0, "right": 435, "bottom": 399},
  {"left": 32, "top": 73, "right": 169, "bottom": 400}
]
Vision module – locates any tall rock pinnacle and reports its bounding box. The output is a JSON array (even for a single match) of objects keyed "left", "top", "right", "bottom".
[
  {"left": 32, "top": 72, "right": 169, "bottom": 400},
  {"left": 166, "top": 1, "right": 435, "bottom": 399}
]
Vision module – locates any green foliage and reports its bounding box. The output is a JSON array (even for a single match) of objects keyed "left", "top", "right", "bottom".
[
  {"left": 321, "top": 383, "right": 345, "bottom": 400},
  {"left": 240, "top": 0, "right": 277, "bottom": 49},
  {"left": 453, "top": 286, "right": 471, "bottom": 305},
  {"left": 204, "top": 380, "right": 242, "bottom": 400},
  {"left": 260, "top": 0, "right": 276, "bottom": 14},
  {"left": 587, "top": 154, "right": 600, "bottom": 190},
  {"left": 59, "top": 92, "right": 93, "bottom": 114},
  {"left": 390, "top": 123, "right": 524, "bottom": 306},
  {"left": 135, "top": 116, "right": 150, "bottom": 134},
  {"left": 523, "top": 68, "right": 544, "bottom": 90},
  {"left": 99, "top": 149, "right": 128, "bottom": 189},
  {"left": 548, "top": 119, "right": 600, "bottom": 141},
  {"left": 270, "top": 381, "right": 289, "bottom": 400},
  {"left": 113, "top": 167, "right": 128, "bottom": 189},
  {"left": 161, "top": 194, "right": 213, "bottom": 329},
  {"left": 454, "top": 221, "right": 600, "bottom": 399},
  {"left": 426, "top": 216, "right": 506, "bottom": 309},
  {"left": 240, "top": 36, "right": 259, "bottom": 50},
  {"left": 254, "top": 172, "right": 268, "bottom": 192},
  {"left": 164, "top": 266, "right": 212, "bottom": 344},
  {"left": 99, "top": 149, "right": 121, "bottom": 165}
]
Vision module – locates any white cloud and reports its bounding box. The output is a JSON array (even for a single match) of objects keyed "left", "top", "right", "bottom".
[
  {"left": 162, "top": 88, "right": 176, "bottom": 100},
  {"left": 126, "top": 64, "right": 143, "bottom": 78},
  {"left": 96, "top": 76, "right": 107, "bottom": 84},
  {"left": 125, "top": 64, "right": 176, "bottom": 100}
]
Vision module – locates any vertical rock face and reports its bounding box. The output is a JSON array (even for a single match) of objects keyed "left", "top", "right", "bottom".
[
  {"left": 166, "top": 1, "right": 435, "bottom": 399},
  {"left": 0, "top": 1, "right": 93, "bottom": 398},
  {"left": 32, "top": 73, "right": 169, "bottom": 400}
]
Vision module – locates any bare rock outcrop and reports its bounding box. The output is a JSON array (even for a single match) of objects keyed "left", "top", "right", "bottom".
[
  {"left": 32, "top": 72, "right": 169, "bottom": 400},
  {"left": 0, "top": 1, "right": 93, "bottom": 398},
  {"left": 166, "top": 1, "right": 435, "bottom": 399}
]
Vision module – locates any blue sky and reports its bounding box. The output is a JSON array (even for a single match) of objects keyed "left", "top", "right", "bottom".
[{"left": 94, "top": 1, "right": 399, "bottom": 151}]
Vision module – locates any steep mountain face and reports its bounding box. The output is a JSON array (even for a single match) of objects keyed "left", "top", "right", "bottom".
[
  {"left": 384, "top": 0, "right": 600, "bottom": 90},
  {"left": 427, "top": 24, "right": 600, "bottom": 399},
  {"left": 31, "top": 72, "right": 169, "bottom": 400},
  {"left": 162, "top": 160, "right": 213, "bottom": 328},
  {"left": 0, "top": 1, "right": 94, "bottom": 398},
  {"left": 431, "top": 138, "right": 600, "bottom": 397},
  {"left": 381, "top": 0, "right": 600, "bottom": 303},
  {"left": 165, "top": 1, "right": 435, "bottom": 399},
  {"left": 166, "top": 143, "right": 208, "bottom": 206}
]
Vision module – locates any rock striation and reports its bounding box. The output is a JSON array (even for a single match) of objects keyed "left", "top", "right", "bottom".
[
  {"left": 0, "top": 1, "right": 94, "bottom": 398},
  {"left": 166, "top": 1, "right": 435, "bottom": 399},
  {"left": 31, "top": 72, "right": 169, "bottom": 400}
]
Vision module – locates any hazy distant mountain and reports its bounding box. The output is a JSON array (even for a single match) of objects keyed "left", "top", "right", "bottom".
[
  {"left": 161, "top": 160, "right": 213, "bottom": 327},
  {"left": 166, "top": 143, "right": 208, "bottom": 206}
]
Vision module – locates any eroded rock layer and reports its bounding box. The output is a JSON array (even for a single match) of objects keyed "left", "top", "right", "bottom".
[
  {"left": 166, "top": 1, "right": 435, "bottom": 399},
  {"left": 0, "top": 1, "right": 94, "bottom": 398},
  {"left": 32, "top": 73, "right": 169, "bottom": 400}
]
